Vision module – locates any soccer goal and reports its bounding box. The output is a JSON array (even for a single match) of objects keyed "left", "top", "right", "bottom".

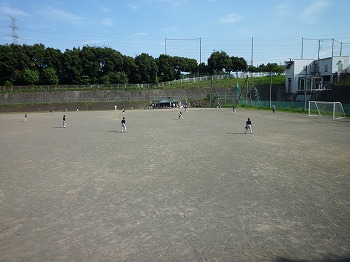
[{"left": 308, "top": 101, "right": 346, "bottom": 119}]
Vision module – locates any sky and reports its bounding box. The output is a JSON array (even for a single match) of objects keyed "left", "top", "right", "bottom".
[{"left": 0, "top": 0, "right": 349, "bottom": 66}]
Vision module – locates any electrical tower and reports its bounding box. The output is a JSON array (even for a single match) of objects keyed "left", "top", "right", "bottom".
[{"left": 9, "top": 16, "right": 19, "bottom": 44}]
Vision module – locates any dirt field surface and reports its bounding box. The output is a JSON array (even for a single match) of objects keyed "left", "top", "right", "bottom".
[{"left": 1, "top": 108, "right": 350, "bottom": 262}]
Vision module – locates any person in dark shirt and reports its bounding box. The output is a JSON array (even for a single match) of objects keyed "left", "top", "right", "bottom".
[
  {"left": 245, "top": 118, "right": 252, "bottom": 134},
  {"left": 121, "top": 117, "right": 127, "bottom": 133},
  {"left": 63, "top": 115, "right": 66, "bottom": 128}
]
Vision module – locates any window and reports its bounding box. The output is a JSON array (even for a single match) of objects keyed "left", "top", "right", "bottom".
[
  {"left": 298, "top": 77, "right": 305, "bottom": 91},
  {"left": 287, "top": 78, "right": 292, "bottom": 93}
]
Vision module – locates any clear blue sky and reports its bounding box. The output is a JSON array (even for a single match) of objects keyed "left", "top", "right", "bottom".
[{"left": 1, "top": 0, "right": 349, "bottom": 66}]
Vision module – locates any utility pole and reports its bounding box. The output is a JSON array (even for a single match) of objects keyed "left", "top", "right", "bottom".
[
  {"left": 304, "top": 65, "right": 308, "bottom": 111},
  {"left": 250, "top": 37, "right": 254, "bottom": 67},
  {"left": 9, "top": 16, "right": 19, "bottom": 44},
  {"left": 199, "top": 37, "right": 202, "bottom": 65},
  {"left": 269, "top": 71, "right": 272, "bottom": 108}
]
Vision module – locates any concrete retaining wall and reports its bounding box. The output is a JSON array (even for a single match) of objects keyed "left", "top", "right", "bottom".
[{"left": 0, "top": 87, "right": 235, "bottom": 105}]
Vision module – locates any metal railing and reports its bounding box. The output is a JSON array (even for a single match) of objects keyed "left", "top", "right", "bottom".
[{"left": 0, "top": 72, "right": 281, "bottom": 92}]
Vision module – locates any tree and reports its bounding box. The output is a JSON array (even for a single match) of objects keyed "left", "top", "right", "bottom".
[
  {"left": 61, "top": 48, "right": 82, "bottom": 84},
  {"left": 80, "top": 46, "right": 99, "bottom": 83},
  {"left": 135, "top": 53, "right": 158, "bottom": 83},
  {"left": 230, "top": 56, "right": 248, "bottom": 72},
  {"left": 0, "top": 44, "right": 31, "bottom": 85},
  {"left": 102, "top": 72, "right": 128, "bottom": 84},
  {"left": 43, "top": 47, "right": 63, "bottom": 76},
  {"left": 23, "top": 68, "right": 40, "bottom": 85},
  {"left": 123, "top": 55, "right": 138, "bottom": 84},
  {"left": 156, "top": 54, "right": 175, "bottom": 82},
  {"left": 208, "top": 51, "right": 232, "bottom": 74},
  {"left": 197, "top": 62, "right": 208, "bottom": 76},
  {"left": 43, "top": 67, "right": 59, "bottom": 85}
]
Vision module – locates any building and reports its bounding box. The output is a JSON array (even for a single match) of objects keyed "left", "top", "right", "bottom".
[{"left": 285, "top": 56, "right": 349, "bottom": 101}]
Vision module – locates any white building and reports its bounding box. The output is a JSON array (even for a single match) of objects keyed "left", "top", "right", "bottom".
[{"left": 284, "top": 56, "right": 349, "bottom": 98}]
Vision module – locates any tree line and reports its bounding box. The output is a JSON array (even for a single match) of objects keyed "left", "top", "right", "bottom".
[{"left": 0, "top": 44, "right": 284, "bottom": 86}]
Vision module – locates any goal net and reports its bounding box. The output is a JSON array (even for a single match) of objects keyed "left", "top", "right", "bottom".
[{"left": 308, "top": 101, "right": 346, "bottom": 119}]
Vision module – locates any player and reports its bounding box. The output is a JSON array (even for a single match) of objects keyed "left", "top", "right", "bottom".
[
  {"left": 122, "top": 107, "right": 125, "bottom": 115},
  {"left": 272, "top": 105, "right": 276, "bottom": 113},
  {"left": 63, "top": 115, "right": 67, "bottom": 128},
  {"left": 179, "top": 112, "right": 183, "bottom": 119},
  {"left": 24, "top": 114, "right": 27, "bottom": 122},
  {"left": 114, "top": 104, "right": 117, "bottom": 111},
  {"left": 233, "top": 106, "right": 236, "bottom": 113},
  {"left": 121, "top": 117, "right": 127, "bottom": 133},
  {"left": 245, "top": 118, "right": 252, "bottom": 134},
  {"left": 49, "top": 110, "right": 53, "bottom": 116}
]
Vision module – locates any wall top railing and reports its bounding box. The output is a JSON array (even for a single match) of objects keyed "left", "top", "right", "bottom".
[{"left": 1, "top": 72, "right": 282, "bottom": 92}]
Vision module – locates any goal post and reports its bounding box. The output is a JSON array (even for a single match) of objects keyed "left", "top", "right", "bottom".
[{"left": 308, "top": 101, "right": 346, "bottom": 119}]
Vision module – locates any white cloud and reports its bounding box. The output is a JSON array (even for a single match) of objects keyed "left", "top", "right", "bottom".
[
  {"left": 100, "top": 6, "right": 110, "bottom": 13},
  {"left": 132, "top": 32, "right": 149, "bottom": 36},
  {"left": 218, "top": 13, "right": 243, "bottom": 24},
  {"left": 82, "top": 40, "right": 102, "bottom": 46},
  {"left": 299, "top": 0, "right": 330, "bottom": 23},
  {"left": 128, "top": 4, "right": 140, "bottom": 10},
  {"left": 275, "top": 3, "right": 291, "bottom": 17},
  {"left": 102, "top": 18, "right": 114, "bottom": 26},
  {"left": 0, "top": 4, "right": 30, "bottom": 17},
  {"left": 146, "top": 0, "right": 184, "bottom": 8},
  {"left": 164, "top": 25, "right": 178, "bottom": 32},
  {"left": 41, "top": 6, "right": 83, "bottom": 24}
]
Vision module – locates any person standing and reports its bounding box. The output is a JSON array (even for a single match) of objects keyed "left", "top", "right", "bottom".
[
  {"left": 63, "top": 115, "right": 67, "bottom": 128},
  {"left": 232, "top": 106, "right": 236, "bottom": 113},
  {"left": 24, "top": 114, "right": 27, "bottom": 122},
  {"left": 121, "top": 117, "right": 127, "bottom": 133},
  {"left": 245, "top": 118, "right": 252, "bottom": 134},
  {"left": 179, "top": 111, "right": 183, "bottom": 119},
  {"left": 272, "top": 105, "right": 276, "bottom": 114},
  {"left": 114, "top": 104, "right": 117, "bottom": 111},
  {"left": 122, "top": 107, "right": 125, "bottom": 115}
]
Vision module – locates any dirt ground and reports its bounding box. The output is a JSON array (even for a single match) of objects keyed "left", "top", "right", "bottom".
[{"left": 0, "top": 108, "right": 349, "bottom": 262}]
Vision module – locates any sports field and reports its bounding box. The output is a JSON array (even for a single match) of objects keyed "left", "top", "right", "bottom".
[{"left": 0, "top": 108, "right": 349, "bottom": 261}]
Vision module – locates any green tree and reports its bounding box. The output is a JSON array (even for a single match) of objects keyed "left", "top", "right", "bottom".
[
  {"left": 123, "top": 55, "right": 138, "bottom": 84},
  {"left": 23, "top": 44, "right": 46, "bottom": 72},
  {"left": 156, "top": 54, "right": 175, "bottom": 82},
  {"left": 61, "top": 48, "right": 82, "bottom": 84},
  {"left": 43, "top": 47, "right": 63, "bottom": 78},
  {"left": 0, "top": 44, "right": 31, "bottom": 85},
  {"left": 135, "top": 53, "right": 158, "bottom": 83},
  {"left": 257, "top": 63, "right": 284, "bottom": 74},
  {"left": 23, "top": 68, "right": 40, "bottom": 85},
  {"left": 43, "top": 67, "right": 59, "bottom": 85},
  {"left": 197, "top": 62, "right": 208, "bottom": 76},
  {"left": 80, "top": 46, "right": 99, "bottom": 83},
  {"left": 230, "top": 56, "right": 248, "bottom": 72},
  {"left": 208, "top": 51, "right": 232, "bottom": 74}
]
